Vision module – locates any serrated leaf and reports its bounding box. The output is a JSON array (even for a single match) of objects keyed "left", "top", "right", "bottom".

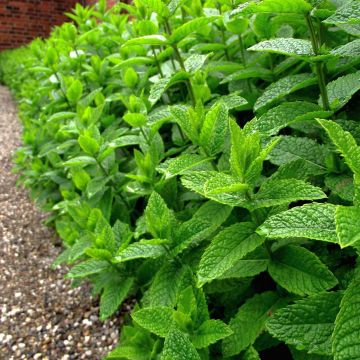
[
  {"left": 172, "top": 201, "right": 232, "bottom": 255},
  {"left": 100, "top": 277, "right": 134, "bottom": 320},
  {"left": 247, "top": 102, "right": 332, "bottom": 136},
  {"left": 66, "top": 259, "right": 110, "bottom": 279},
  {"left": 149, "top": 71, "right": 189, "bottom": 106},
  {"left": 169, "top": 16, "right": 218, "bottom": 44},
  {"left": 114, "top": 240, "right": 167, "bottom": 263},
  {"left": 323, "top": 0, "right": 360, "bottom": 25},
  {"left": 335, "top": 206, "right": 360, "bottom": 248},
  {"left": 199, "top": 102, "right": 229, "bottom": 156},
  {"left": 124, "top": 34, "right": 168, "bottom": 46},
  {"left": 157, "top": 154, "right": 212, "bottom": 179},
  {"left": 322, "top": 71, "right": 360, "bottom": 110},
  {"left": 259, "top": 203, "right": 338, "bottom": 243},
  {"left": 222, "top": 291, "right": 284, "bottom": 357},
  {"left": 333, "top": 276, "right": 360, "bottom": 360},
  {"left": 268, "top": 245, "right": 338, "bottom": 295},
  {"left": 331, "top": 39, "right": 360, "bottom": 57},
  {"left": 234, "top": 0, "right": 312, "bottom": 15},
  {"left": 249, "top": 38, "right": 314, "bottom": 57},
  {"left": 266, "top": 292, "right": 342, "bottom": 355},
  {"left": 170, "top": 105, "right": 198, "bottom": 143},
  {"left": 145, "top": 192, "right": 173, "bottom": 239},
  {"left": 132, "top": 306, "right": 174, "bottom": 337},
  {"left": 192, "top": 320, "right": 233, "bottom": 349},
  {"left": 318, "top": 119, "right": 360, "bottom": 175},
  {"left": 68, "top": 236, "right": 93, "bottom": 263},
  {"left": 184, "top": 54, "right": 210, "bottom": 73},
  {"left": 249, "top": 179, "right": 326, "bottom": 210},
  {"left": 162, "top": 328, "right": 201, "bottom": 360},
  {"left": 268, "top": 136, "right": 328, "bottom": 169},
  {"left": 271, "top": 159, "right": 327, "bottom": 180},
  {"left": 254, "top": 75, "right": 318, "bottom": 112},
  {"left": 325, "top": 175, "right": 354, "bottom": 201},
  {"left": 148, "top": 263, "right": 188, "bottom": 307},
  {"left": 220, "top": 67, "right": 273, "bottom": 84},
  {"left": 197, "top": 222, "right": 265, "bottom": 286}
]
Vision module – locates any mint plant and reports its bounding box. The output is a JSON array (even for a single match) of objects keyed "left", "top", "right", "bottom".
[{"left": 1, "top": 0, "right": 360, "bottom": 358}]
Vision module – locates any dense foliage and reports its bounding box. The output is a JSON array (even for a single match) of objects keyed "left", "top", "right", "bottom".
[{"left": 1, "top": 0, "right": 360, "bottom": 358}]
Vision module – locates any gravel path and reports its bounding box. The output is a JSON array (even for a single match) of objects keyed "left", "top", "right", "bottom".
[{"left": 0, "top": 86, "right": 127, "bottom": 360}]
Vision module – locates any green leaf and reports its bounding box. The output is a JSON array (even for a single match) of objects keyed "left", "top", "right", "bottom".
[
  {"left": 114, "top": 240, "right": 167, "bottom": 263},
  {"left": 78, "top": 135, "right": 99, "bottom": 155},
  {"left": 335, "top": 206, "right": 360, "bottom": 248},
  {"left": 169, "top": 17, "right": 218, "bottom": 44},
  {"left": 199, "top": 102, "right": 229, "bottom": 156},
  {"left": 254, "top": 75, "right": 318, "bottom": 112},
  {"left": 63, "top": 156, "right": 97, "bottom": 167},
  {"left": 66, "top": 259, "right": 110, "bottom": 279},
  {"left": 235, "top": 0, "right": 312, "bottom": 15},
  {"left": 268, "top": 245, "right": 338, "bottom": 295},
  {"left": 157, "top": 154, "right": 212, "bottom": 179},
  {"left": 222, "top": 291, "right": 284, "bottom": 357},
  {"left": 242, "top": 347, "right": 261, "bottom": 360},
  {"left": 266, "top": 292, "right": 342, "bottom": 355},
  {"left": 249, "top": 38, "right": 314, "bottom": 57},
  {"left": 162, "top": 328, "right": 201, "bottom": 360},
  {"left": 124, "top": 34, "right": 168, "bottom": 46},
  {"left": 333, "top": 276, "right": 360, "bottom": 360},
  {"left": 145, "top": 192, "right": 173, "bottom": 239},
  {"left": 170, "top": 105, "right": 198, "bottom": 143},
  {"left": 331, "top": 39, "right": 360, "bottom": 57},
  {"left": 172, "top": 201, "right": 232, "bottom": 255},
  {"left": 247, "top": 102, "right": 332, "bottom": 136},
  {"left": 192, "top": 319, "right": 233, "bottom": 349},
  {"left": 318, "top": 119, "right": 360, "bottom": 175},
  {"left": 325, "top": 175, "right": 354, "bottom": 202},
  {"left": 66, "top": 79, "right": 83, "bottom": 104},
  {"left": 148, "top": 263, "right": 188, "bottom": 307},
  {"left": 149, "top": 71, "right": 189, "bottom": 106},
  {"left": 100, "top": 277, "right": 134, "bottom": 320},
  {"left": 184, "top": 54, "right": 210, "bottom": 73},
  {"left": 259, "top": 203, "right": 338, "bottom": 243},
  {"left": 323, "top": 71, "right": 360, "bottom": 111},
  {"left": 249, "top": 179, "right": 326, "bottom": 210},
  {"left": 220, "top": 67, "right": 273, "bottom": 84},
  {"left": 268, "top": 136, "right": 328, "bottom": 170},
  {"left": 132, "top": 306, "right": 174, "bottom": 337},
  {"left": 323, "top": 0, "right": 360, "bottom": 25},
  {"left": 197, "top": 222, "right": 265, "bottom": 286}
]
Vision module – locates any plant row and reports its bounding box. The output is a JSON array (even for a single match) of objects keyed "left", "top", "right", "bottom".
[{"left": 1, "top": 0, "right": 360, "bottom": 359}]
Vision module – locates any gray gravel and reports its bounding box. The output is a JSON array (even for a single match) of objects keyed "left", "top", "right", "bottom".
[{"left": 0, "top": 86, "right": 129, "bottom": 359}]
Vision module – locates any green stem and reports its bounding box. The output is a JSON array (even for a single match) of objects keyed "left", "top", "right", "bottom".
[{"left": 305, "top": 13, "right": 330, "bottom": 111}]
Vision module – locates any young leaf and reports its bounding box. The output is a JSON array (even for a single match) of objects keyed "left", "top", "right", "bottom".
[
  {"left": 259, "top": 203, "right": 338, "bottom": 243},
  {"left": 192, "top": 319, "right": 233, "bottom": 349},
  {"left": 335, "top": 206, "right": 360, "bottom": 248},
  {"left": 222, "top": 291, "right": 284, "bottom": 357},
  {"left": 114, "top": 240, "right": 167, "bottom": 263},
  {"left": 132, "top": 306, "right": 174, "bottom": 337},
  {"left": 266, "top": 292, "right": 342, "bottom": 355},
  {"left": 248, "top": 179, "right": 326, "bottom": 210},
  {"left": 268, "top": 245, "right": 338, "bottom": 296},
  {"left": 199, "top": 102, "right": 229, "bottom": 156},
  {"left": 197, "top": 222, "right": 265, "bottom": 286},
  {"left": 162, "top": 328, "right": 201, "bottom": 360},
  {"left": 100, "top": 277, "right": 134, "bottom": 320},
  {"left": 318, "top": 119, "right": 360, "bottom": 175},
  {"left": 333, "top": 276, "right": 360, "bottom": 360},
  {"left": 254, "top": 75, "right": 317, "bottom": 112},
  {"left": 145, "top": 192, "right": 173, "bottom": 239},
  {"left": 249, "top": 38, "right": 315, "bottom": 57},
  {"left": 170, "top": 105, "right": 198, "bottom": 143},
  {"left": 157, "top": 154, "right": 212, "bottom": 179},
  {"left": 123, "top": 34, "right": 168, "bottom": 46},
  {"left": 66, "top": 79, "right": 83, "bottom": 104}
]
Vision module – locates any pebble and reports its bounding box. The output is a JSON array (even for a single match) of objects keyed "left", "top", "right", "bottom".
[{"left": 0, "top": 86, "right": 133, "bottom": 359}]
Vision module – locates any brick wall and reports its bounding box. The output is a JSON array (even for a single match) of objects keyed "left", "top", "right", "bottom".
[{"left": 0, "top": 0, "right": 117, "bottom": 50}]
